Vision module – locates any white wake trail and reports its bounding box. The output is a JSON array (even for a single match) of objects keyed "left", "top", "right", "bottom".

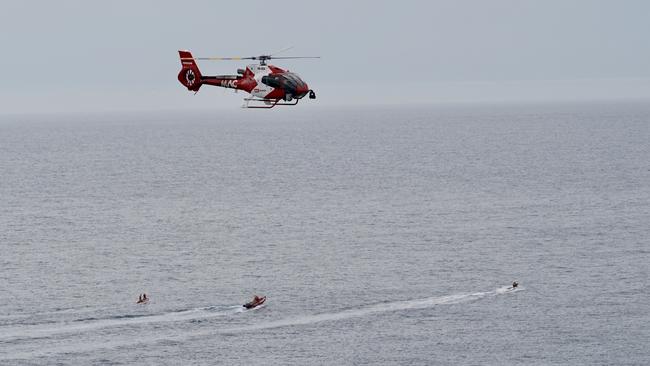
[
  {"left": 219, "top": 289, "right": 509, "bottom": 334},
  {"left": 0, "top": 287, "right": 521, "bottom": 361},
  {"left": 0, "top": 305, "right": 241, "bottom": 342}
]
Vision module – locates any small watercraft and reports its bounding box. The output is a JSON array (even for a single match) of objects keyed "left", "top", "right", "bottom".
[{"left": 243, "top": 296, "right": 266, "bottom": 309}]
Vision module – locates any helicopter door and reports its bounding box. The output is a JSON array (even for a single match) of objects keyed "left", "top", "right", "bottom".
[{"left": 249, "top": 65, "right": 273, "bottom": 98}]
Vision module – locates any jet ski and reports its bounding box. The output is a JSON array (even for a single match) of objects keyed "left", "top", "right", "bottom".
[{"left": 243, "top": 296, "right": 266, "bottom": 309}]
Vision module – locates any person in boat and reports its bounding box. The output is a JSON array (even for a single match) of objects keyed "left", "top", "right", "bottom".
[
  {"left": 253, "top": 295, "right": 261, "bottom": 303},
  {"left": 137, "top": 293, "right": 149, "bottom": 303}
]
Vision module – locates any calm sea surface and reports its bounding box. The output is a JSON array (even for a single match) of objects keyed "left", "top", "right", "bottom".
[{"left": 0, "top": 103, "right": 648, "bottom": 365}]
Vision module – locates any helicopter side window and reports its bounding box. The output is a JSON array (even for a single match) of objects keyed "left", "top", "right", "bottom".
[{"left": 261, "top": 75, "right": 282, "bottom": 88}]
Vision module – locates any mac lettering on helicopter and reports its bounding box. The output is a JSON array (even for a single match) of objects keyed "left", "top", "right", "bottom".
[{"left": 177, "top": 48, "right": 319, "bottom": 109}]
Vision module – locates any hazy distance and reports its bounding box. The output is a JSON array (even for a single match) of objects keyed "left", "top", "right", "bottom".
[{"left": 1, "top": 0, "right": 649, "bottom": 113}]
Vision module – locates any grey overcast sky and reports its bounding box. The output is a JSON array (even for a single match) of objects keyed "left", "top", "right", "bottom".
[{"left": 1, "top": 0, "right": 649, "bottom": 113}]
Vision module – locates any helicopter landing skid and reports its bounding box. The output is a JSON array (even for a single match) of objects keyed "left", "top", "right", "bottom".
[{"left": 242, "top": 97, "right": 300, "bottom": 109}]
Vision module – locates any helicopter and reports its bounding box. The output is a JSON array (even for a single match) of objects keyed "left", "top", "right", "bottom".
[{"left": 177, "top": 48, "right": 319, "bottom": 108}]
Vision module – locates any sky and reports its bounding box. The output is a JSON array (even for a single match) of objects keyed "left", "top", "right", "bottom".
[{"left": 1, "top": 0, "right": 649, "bottom": 113}]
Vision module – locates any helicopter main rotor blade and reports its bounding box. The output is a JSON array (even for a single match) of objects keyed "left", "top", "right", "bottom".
[
  {"left": 181, "top": 56, "right": 257, "bottom": 61},
  {"left": 179, "top": 55, "right": 320, "bottom": 62},
  {"left": 268, "top": 56, "right": 321, "bottom": 60},
  {"left": 269, "top": 46, "right": 294, "bottom": 56}
]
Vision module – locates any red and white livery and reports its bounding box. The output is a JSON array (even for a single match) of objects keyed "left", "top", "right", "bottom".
[{"left": 177, "top": 50, "right": 317, "bottom": 108}]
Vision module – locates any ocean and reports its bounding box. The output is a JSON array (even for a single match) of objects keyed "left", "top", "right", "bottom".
[{"left": 1, "top": 102, "right": 648, "bottom": 365}]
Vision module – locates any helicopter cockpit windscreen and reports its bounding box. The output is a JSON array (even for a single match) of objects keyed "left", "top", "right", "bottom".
[{"left": 283, "top": 73, "right": 306, "bottom": 89}]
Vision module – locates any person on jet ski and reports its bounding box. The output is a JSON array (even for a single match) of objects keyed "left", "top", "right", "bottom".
[{"left": 512, "top": 281, "right": 519, "bottom": 288}]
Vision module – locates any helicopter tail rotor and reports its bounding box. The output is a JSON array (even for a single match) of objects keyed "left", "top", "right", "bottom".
[{"left": 178, "top": 50, "right": 202, "bottom": 92}]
